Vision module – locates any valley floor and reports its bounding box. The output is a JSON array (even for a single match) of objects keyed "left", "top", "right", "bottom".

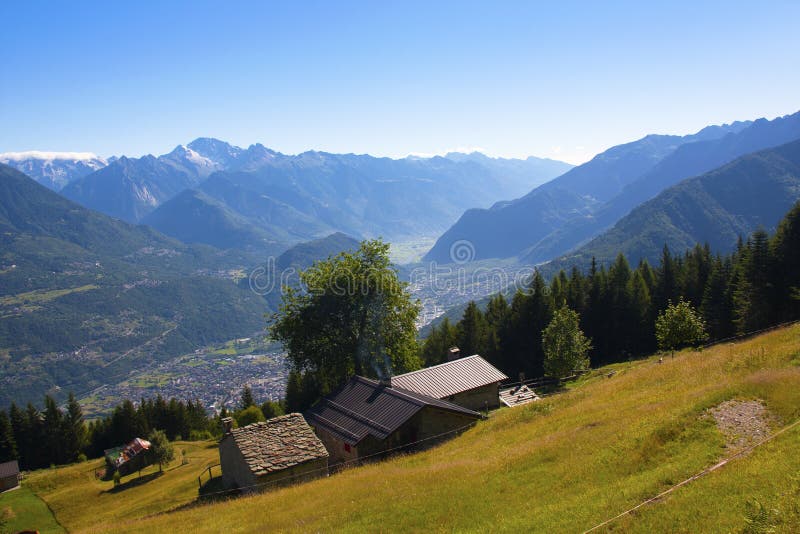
[{"left": 15, "top": 324, "right": 800, "bottom": 533}]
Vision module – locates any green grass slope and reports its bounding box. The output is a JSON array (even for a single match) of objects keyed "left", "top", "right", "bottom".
[
  {"left": 20, "top": 440, "right": 220, "bottom": 533},
  {"left": 0, "top": 485, "right": 65, "bottom": 534},
  {"left": 27, "top": 323, "right": 798, "bottom": 533}
]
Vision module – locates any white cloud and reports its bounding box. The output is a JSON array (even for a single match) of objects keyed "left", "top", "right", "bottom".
[{"left": 0, "top": 150, "right": 102, "bottom": 162}]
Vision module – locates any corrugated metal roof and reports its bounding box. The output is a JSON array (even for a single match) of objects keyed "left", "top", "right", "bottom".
[
  {"left": 305, "top": 376, "right": 481, "bottom": 446},
  {"left": 499, "top": 384, "right": 540, "bottom": 407},
  {"left": 0, "top": 460, "right": 19, "bottom": 478},
  {"left": 390, "top": 355, "right": 508, "bottom": 399}
]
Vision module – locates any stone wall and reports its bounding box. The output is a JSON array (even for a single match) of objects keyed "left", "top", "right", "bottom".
[
  {"left": 448, "top": 383, "right": 500, "bottom": 411},
  {"left": 415, "top": 406, "right": 479, "bottom": 446},
  {"left": 0, "top": 474, "right": 19, "bottom": 491},
  {"left": 311, "top": 424, "right": 361, "bottom": 467},
  {"left": 309, "top": 407, "right": 479, "bottom": 468},
  {"left": 257, "top": 458, "right": 328, "bottom": 492},
  {"left": 219, "top": 435, "right": 258, "bottom": 490},
  {"left": 220, "top": 435, "right": 329, "bottom": 493}
]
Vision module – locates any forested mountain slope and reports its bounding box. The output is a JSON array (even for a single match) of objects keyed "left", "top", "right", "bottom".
[
  {"left": 0, "top": 164, "right": 267, "bottom": 408},
  {"left": 558, "top": 138, "right": 800, "bottom": 269}
]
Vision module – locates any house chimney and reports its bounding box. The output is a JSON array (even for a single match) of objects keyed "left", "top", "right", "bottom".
[
  {"left": 447, "top": 346, "right": 461, "bottom": 361},
  {"left": 221, "top": 417, "right": 234, "bottom": 435}
]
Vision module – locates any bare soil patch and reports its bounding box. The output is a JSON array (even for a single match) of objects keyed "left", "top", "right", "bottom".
[{"left": 708, "top": 399, "right": 776, "bottom": 452}]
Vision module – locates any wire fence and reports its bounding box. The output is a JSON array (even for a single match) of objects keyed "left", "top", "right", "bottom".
[{"left": 583, "top": 416, "right": 800, "bottom": 533}]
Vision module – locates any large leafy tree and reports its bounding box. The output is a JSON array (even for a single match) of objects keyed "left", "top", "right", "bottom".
[
  {"left": 655, "top": 298, "right": 708, "bottom": 354},
  {"left": 271, "top": 239, "right": 421, "bottom": 408},
  {"left": 542, "top": 306, "right": 591, "bottom": 378}
]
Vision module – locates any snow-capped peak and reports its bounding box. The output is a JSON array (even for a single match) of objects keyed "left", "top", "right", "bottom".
[{"left": 0, "top": 151, "right": 105, "bottom": 164}]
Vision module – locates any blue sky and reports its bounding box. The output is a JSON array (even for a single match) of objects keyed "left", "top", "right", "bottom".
[{"left": 1, "top": 1, "right": 798, "bottom": 164}]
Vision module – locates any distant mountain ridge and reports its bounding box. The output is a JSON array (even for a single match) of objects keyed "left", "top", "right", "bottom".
[
  {"left": 519, "top": 113, "right": 800, "bottom": 264},
  {"left": 59, "top": 139, "right": 276, "bottom": 223},
  {"left": 54, "top": 138, "right": 572, "bottom": 250},
  {"left": 552, "top": 138, "right": 800, "bottom": 270},
  {"left": 425, "top": 112, "right": 800, "bottom": 264},
  {"left": 0, "top": 151, "right": 107, "bottom": 190},
  {"left": 141, "top": 188, "right": 278, "bottom": 251}
]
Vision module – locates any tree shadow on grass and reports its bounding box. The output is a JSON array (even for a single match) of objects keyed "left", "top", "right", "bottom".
[{"left": 104, "top": 471, "right": 164, "bottom": 494}]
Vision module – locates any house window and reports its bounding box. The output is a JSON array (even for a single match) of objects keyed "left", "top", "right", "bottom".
[{"left": 344, "top": 443, "right": 351, "bottom": 452}]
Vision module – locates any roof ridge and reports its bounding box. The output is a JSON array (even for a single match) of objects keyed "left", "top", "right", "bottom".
[
  {"left": 391, "top": 354, "right": 482, "bottom": 379},
  {"left": 353, "top": 376, "right": 479, "bottom": 416},
  {"left": 354, "top": 376, "right": 427, "bottom": 407}
]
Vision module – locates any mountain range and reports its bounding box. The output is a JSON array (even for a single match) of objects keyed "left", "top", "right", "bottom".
[
  {"left": 0, "top": 161, "right": 379, "bottom": 408},
  {"left": 424, "top": 112, "right": 800, "bottom": 264},
  {"left": 0, "top": 151, "right": 107, "bottom": 191},
  {"left": 553, "top": 138, "right": 800, "bottom": 270},
  {"left": 5, "top": 110, "right": 800, "bottom": 408},
  {"left": 0, "top": 163, "right": 269, "bottom": 407},
  {"left": 19, "top": 139, "right": 570, "bottom": 251}
]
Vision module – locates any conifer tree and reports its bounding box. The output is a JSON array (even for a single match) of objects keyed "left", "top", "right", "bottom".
[
  {"left": 733, "top": 229, "right": 772, "bottom": 333},
  {"left": 770, "top": 201, "right": 800, "bottom": 321},
  {"left": 240, "top": 385, "right": 255, "bottom": 409},
  {"left": 457, "top": 301, "right": 488, "bottom": 357},
  {"left": 0, "top": 411, "right": 17, "bottom": 462},
  {"left": 64, "top": 392, "right": 87, "bottom": 462},
  {"left": 655, "top": 244, "right": 678, "bottom": 312}
]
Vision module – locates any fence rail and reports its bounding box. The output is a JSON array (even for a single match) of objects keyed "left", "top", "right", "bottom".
[{"left": 198, "top": 463, "right": 221, "bottom": 489}]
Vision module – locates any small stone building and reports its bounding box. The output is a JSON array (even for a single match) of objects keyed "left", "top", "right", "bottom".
[
  {"left": 390, "top": 354, "right": 508, "bottom": 411},
  {"left": 219, "top": 413, "right": 328, "bottom": 493},
  {"left": 305, "top": 376, "right": 482, "bottom": 467},
  {"left": 0, "top": 460, "right": 20, "bottom": 491}
]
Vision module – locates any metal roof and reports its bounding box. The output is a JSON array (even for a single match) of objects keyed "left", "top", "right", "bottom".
[
  {"left": 0, "top": 460, "right": 19, "bottom": 478},
  {"left": 390, "top": 355, "right": 508, "bottom": 399},
  {"left": 226, "top": 413, "right": 329, "bottom": 477},
  {"left": 305, "top": 376, "right": 481, "bottom": 446},
  {"left": 499, "top": 384, "right": 540, "bottom": 407}
]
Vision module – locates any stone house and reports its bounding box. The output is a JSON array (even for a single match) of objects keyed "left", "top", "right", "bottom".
[
  {"left": 390, "top": 354, "right": 508, "bottom": 411},
  {"left": 304, "top": 376, "right": 482, "bottom": 467},
  {"left": 219, "top": 413, "right": 328, "bottom": 493},
  {"left": 0, "top": 460, "right": 20, "bottom": 491}
]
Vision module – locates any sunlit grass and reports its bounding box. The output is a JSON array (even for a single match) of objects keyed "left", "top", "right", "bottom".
[
  {"left": 28, "top": 324, "right": 800, "bottom": 533},
  {"left": 0, "top": 284, "right": 99, "bottom": 306},
  {"left": 0, "top": 484, "right": 64, "bottom": 534},
  {"left": 25, "top": 440, "right": 220, "bottom": 532}
]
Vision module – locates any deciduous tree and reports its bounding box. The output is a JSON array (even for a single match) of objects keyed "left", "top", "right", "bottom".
[
  {"left": 655, "top": 298, "right": 708, "bottom": 354},
  {"left": 270, "top": 239, "right": 420, "bottom": 410},
  {"left": 542, "top": 306, "right": 591, "bottom": 378},
  {"left": 147, "top": 429, "right": 174, "bottom": 473}
]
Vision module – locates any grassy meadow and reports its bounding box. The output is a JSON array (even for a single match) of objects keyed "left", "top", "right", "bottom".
[
  {"left": 0, "top": 485, "right": 65, "bottom": 534},
  {"left": 19, "top": 323, "right": 800, "bottom": 533},
  {"left": 20, "top": 440, "right": 220, "bottom": 533}
]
